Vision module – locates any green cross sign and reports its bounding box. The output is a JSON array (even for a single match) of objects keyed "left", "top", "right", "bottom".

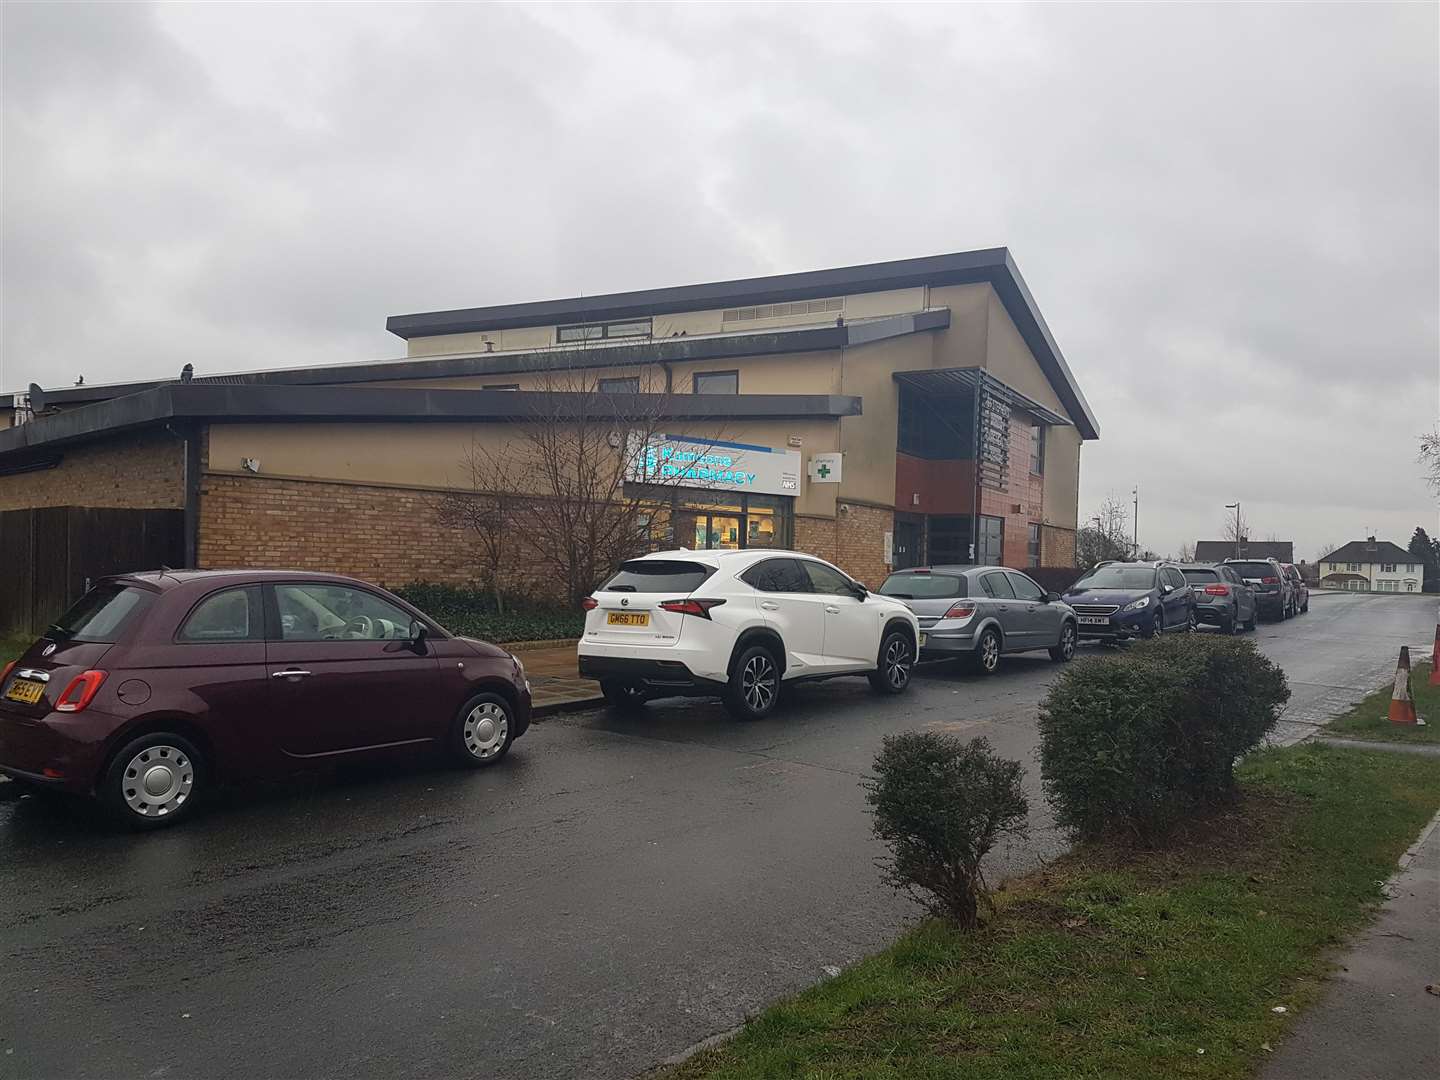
[{"left": 816, "top": 462, "right": 832, "bottom": 479}]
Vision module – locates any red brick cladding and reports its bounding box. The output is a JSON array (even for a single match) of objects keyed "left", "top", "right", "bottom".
[
  {"left": 0, "top": 431, "right": 184, "bottom": 511},
  {"left": 893, "top": 453, "right": 975, "bottom": 516}
]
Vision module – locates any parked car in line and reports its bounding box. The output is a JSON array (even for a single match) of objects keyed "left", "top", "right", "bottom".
[
  {"left": 1062, "top": 561, "right": 1197, "bottom": 642},
  {"left": 0, "top": 570, "right": 531, "bottom": 829},
  {"left": 876, "top": 565, "right": 1078, "bottom": 675},
  {"left": 578, "top": 549, "right": 920, "bottom": 721},
  {"left": 1224, "top": 557, "right": 1294, "bottom": 620},
  {"left": 1178, "top": 563, "right": 1257, "bottom": 634},
  {"left": 1281, "top": 563, "right": 1309, "bottom": 615}
]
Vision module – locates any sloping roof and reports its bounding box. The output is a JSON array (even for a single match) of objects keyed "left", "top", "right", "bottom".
[
  {"left": 385, "top": 249, "right": 1100, "bottom": 440},
  {"left": 0, "top": 384, "right": 861, "bottom": 462},
  {"left": 1319, "top": 540, "right": 1414, "bottom": 565},
  {"left": 1194, "top": 540, "right": 1295, "bottom": 563}
]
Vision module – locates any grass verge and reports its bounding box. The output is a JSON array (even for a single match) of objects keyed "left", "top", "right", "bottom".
[
  {"left": 661, "top": 743, "right": 1440, "bottom": 1080},
  {"left": 1325, "top": 660, "right": 1440, "bottom": 744}
]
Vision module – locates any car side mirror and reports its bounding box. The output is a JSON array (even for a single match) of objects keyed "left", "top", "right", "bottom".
[
  {"left": 1045, "top": 591, "right": 1061, "bottom": 603},
  {"left": 408, "top": 621, "right": 428, "bottom": 650},
  {"left": 850, "top": 582, "right": 868, "bottom": 601},
  {"left": 1160, "top": 584, "right": 1173, "bottom": 595}
]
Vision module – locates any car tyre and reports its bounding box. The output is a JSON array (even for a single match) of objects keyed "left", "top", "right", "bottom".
[
  {"left": 1244, "top": 608, "right": 1258, "bottom": 631},
  {"left": 970, "top": 627, "right": 1002, "bottom": 675},
  {"left": 1187, "top": 608, "right": 1198, "bottom": 634},
  {"left": 1049, "top": 621, "right": 1077, "bottom": 662},
  {"left": 600, "top": 678, "right": 649, "bottom": 713},
  {"left": 1220, "top": 613, "right": 1237, "bottom": 635},
  {"left": 868, "top": 627, "right": 915, "bottom": 695},
  {"left": 450, "top": 692, "right": 516, "bottom": 768},
  {"left": 101, "top": 732, "right": 205, "bottom": 831},
  {"left": 724, "top": 644, "right": 781, "bottom": 721},
  {"left": 1146, "top": 612, "right": 1164, "bottom": 639}
]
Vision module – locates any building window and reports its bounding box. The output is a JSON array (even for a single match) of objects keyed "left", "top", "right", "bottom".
[
  {"left": 722, "top": 298, "right": 843, "bottom": 322},
  {"left": 483, "top": 383, "right": 519, "bottom": 391},
  {"left": 1406, "top": 580, "right": 1417, "bottom": 591},
  {"left": 1382, "top": 563, "right": 1396, "bottom": 573},
  {"left": 1027, "top": 523, "right": 1041, "bottom": 567},
  {"left": 598, "top": 377, "right": 640, "bottom": 393},
  {"left": 557, "top": 318, "right": 652, "bottom": 343},
  {"left": 693, "top": 370, "right": 739, "bottom": 395},
  {"left": 1029, "top": 423, "right": 1044, "bottom": 475},
  {"left": 1347, "top": 562, "right": 1361, "bottom": 571},
  {"left": 1406, "top": 563, "right": 1416, "bottom": 573}
]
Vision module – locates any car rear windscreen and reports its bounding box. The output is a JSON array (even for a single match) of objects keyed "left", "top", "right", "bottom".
[
  {"left": 1228, "top": 562, "right": 1274, "bottom": 578},
  {"left": 602, "top": 560, "right": 715, "bottom": 593},
  {"left": 1181, "top": 568, "right": 1219, "bottom": 583},
  {"left": 51, "top": 583, "right": 155, "bottom": 643},
  {"left": 1072, "top": 567, "right": 1156, "bottom": 590},
  {"left": 879, "top": 572, "right": 967, "bottom": 599}
]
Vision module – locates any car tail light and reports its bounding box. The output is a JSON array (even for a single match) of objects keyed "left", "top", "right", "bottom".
[
  {"left": 944, "top": 602, "right": 977, "bottom": 619},
  {"left": 55, "top": 670, "right": 107, "bottom": 713},
  {"left": 1204, "top": 584, "right": 1230, "bottom": 596},
  {"left": 581, "top": 597, "right": 599, "bottom": 611},
  {"left": 0, "top": 661, "right": 14, "bottom": 687},
  {"left": 658, "top": 598, "right": 727, "bottom": 619},
  {"left": 1261, "top": 576, "right": 1279, "bottom": 585}
]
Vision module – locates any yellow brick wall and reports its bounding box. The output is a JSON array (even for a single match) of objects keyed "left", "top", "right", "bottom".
[
  {"left": 795, "top": 503, "right": 893, "bottom": 589},
  {"left": 0, "top": 430, "right": 185, "bottom": 511}
]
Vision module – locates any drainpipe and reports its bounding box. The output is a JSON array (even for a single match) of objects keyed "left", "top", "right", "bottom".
[{"left": 165, "top": 421, "right": 201, "bottom": 568}]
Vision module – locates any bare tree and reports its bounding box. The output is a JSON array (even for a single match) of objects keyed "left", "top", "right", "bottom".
[
  {"left": 436, "top": 438, "right": 521, "bottom": 612},
  {"left": 1178, "top": 542, "right": 1196, "bottom": 562},
  {"left": 1421, "top": 427, "right": 1440, "bottom": 496},
  {"left": 1222, "top": 506, "right": 1251, "bottom": 544},
  {"left": 1316, "top": 541, "right": 1337, "bottom": 563},
  {"left": 1074, "top": 494, "right": 1132, "bottom": 567},
  {"left": 438, "top": 361, "right": 732, "bottom": 605}
]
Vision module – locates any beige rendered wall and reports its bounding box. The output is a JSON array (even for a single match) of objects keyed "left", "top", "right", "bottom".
[
  {"left": 981, "top": 290, "right": 1067, "bottom": 414},
  {"left": 206, "top": 418, "right": 843, "bottom": 518},
  {"left": 1042, "top": 425, "right": 1081, "bottom": 530}
]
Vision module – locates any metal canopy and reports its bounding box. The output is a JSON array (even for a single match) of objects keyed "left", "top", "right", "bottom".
[{"left": 892, "top": 368, "right": 1073, "bottom": 427}]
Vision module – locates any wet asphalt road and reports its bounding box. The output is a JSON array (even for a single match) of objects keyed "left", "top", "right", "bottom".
[{"left": 2, "top": 591, "right": 1434, "bottom": 1080}]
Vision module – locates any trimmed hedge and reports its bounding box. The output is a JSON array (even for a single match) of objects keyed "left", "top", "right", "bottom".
[
  {"left": 865, "top": 733, "right": 1028, "bottom": 929},
  {"left": 1037, "top": 634, "right": 1289, "bottom": 842},
  {"left": 394, "top": 583, "right": 583, "bottom": 644}
]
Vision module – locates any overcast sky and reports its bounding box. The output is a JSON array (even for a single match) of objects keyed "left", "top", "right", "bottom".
[{"left": 3, "top": 2, "right": 1436, "bottom": 560}]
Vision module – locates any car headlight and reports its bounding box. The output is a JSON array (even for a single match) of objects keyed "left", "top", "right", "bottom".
[{"left": 1122, "top": 596, "right": 1151, "bottom": 613}]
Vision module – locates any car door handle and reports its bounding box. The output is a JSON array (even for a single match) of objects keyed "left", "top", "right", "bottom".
[
  {"left": 270, "top": 669, "right": 312, "bottom": 679},
  {"left": 825, "top": 606, "right": 841, "bottom": 614},
  {"left": 759, "top": 601, "right": 779, "bottom": 611}
]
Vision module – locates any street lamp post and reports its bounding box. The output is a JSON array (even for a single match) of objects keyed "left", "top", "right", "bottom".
[{"left": 1225, "top": 502, "right": 1241, "bottom": 559}]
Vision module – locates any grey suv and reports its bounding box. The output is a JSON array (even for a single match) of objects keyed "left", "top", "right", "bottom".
[
  {"left": 1223, "top": 557, "right": 1293, "bottom": 620},
  {"left": 878, "top": 565, "right": 1079, "bottom": 675},
  {"left": 1179, "top": 563, "right": 1257, "bottom": 634}
]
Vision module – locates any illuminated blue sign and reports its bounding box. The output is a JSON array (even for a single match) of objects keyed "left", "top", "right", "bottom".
[{"left": 627, "top": 434, "right": 802, "bottom": 497}]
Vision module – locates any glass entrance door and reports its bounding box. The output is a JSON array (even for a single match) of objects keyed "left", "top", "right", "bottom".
[{"left": 977, "top": 515, "right": 1004, "bottom": 566}]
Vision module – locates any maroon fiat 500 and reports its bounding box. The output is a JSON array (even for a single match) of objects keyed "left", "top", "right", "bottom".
[{"left": 0, "top": 570, "right": 531, "bottom": 829}]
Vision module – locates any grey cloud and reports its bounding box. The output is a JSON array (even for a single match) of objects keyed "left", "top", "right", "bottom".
[{"left": 2, "top": 0, "right": 1435, "bottom": 558}]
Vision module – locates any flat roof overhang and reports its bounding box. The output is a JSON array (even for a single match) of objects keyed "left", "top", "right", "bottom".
[
  {"left": 385, "top": 248, "right": 1098, "bottom": 439},
  {"left": 893, "top": 368, "right": 1073, "bottom": 428},
  {"left": 0, "top": 384, "right": 862, "bottom": 460}
]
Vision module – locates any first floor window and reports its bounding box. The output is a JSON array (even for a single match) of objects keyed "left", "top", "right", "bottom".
[
  {"left": 1029, "top": 423, "right": 1044, "bottom": 475},
  {"left": 1382, "top": 562, "right": 1396, "bottom": 573},
  {"left": 598, "top": 377, "right": 640, "bottom": 393},
  {"left": 693, "top": 370, "right": 739, "bottom": 395},
  {"left": 1027, "top": 523, "right": 1041, "bottom": 567}
]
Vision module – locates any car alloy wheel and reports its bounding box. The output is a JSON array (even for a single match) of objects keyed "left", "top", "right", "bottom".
[
  {"left": 462, "top": 701, "right": 510, "bottom": 762},
  {"left": 121, "top": 744, "right": 193, "bottom": 819},
  {"left": 976, "top": 629, "right": 1000, "bottom": 674},
  {"left": 1188, "top": 610, "right": 1198, "bottom": 633},
  {"left": 1149, "top": 613, "right": 1164, "bottom": 639},
  {"left": 1050, "top": 622, "right": 1076, "bottom": 662},
  {"left": 741, "top": 653, "right": 778, "bottom": 713},
  {"left": 870, "top": 630, "right": 915, "bottom": 694}
]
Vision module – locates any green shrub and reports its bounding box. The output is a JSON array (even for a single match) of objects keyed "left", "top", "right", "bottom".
[
  {"left": 1038, "top": 634, "right": 1289, "bottom": 842},
  {"left": 865, "top": 733, "right": 1029, "bottom": 929},
  {"left": 394, "top": 582, "right": 583, "bottom": 644}
]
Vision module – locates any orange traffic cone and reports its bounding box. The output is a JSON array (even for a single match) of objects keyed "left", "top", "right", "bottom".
[
  {"left": 1429, "top": 618, "right": 1440, "bottom": 687},
  {"left": 1389, "top": 646, "right": 1417, "bottom": 725}
]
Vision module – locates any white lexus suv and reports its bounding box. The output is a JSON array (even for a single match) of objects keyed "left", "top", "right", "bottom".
[{"left": 578, "top": 549, "right": 921, "bottom": 720}]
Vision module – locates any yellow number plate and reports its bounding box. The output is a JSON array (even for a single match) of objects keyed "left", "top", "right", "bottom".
[
  {"left": 606, "top": 612, "right": 650, "bottom": 626},
  {"left": 4, "top": 679, "right": 45, "bottom": 706}
]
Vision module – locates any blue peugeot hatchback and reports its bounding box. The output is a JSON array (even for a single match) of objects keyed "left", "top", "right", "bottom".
[{"left": 1063, "top": 562, "right": 1197, "bottom": 642}]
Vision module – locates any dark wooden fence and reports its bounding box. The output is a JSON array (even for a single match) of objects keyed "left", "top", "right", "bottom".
[{"left": 0, "top": 507, "right": 184, "bottom": 637}]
